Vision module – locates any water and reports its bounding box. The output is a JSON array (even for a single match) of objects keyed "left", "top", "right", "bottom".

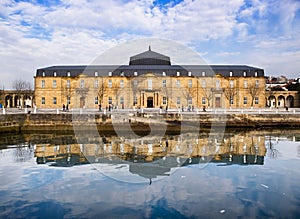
[{"left": 0, "top": 129, "right": 300, "bottom": 218}]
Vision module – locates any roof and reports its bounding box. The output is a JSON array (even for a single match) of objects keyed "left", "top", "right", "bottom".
[
  {"left": 129, "top": 46, "right": 171, "bottom": 65},
  {"left": 36, "top": 48, "right": 264, "bottom": 77}
]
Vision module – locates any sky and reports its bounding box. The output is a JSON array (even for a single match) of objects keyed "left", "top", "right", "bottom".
[{"left": 1, "top": 0, "right": 300, "bottom": 89}]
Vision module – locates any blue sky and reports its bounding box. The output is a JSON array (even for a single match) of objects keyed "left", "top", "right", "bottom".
[{"left": 0, "top": 0, "right": 300, "bottom": 88}]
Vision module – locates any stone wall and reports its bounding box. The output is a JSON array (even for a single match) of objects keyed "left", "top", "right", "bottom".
[{"left": 0, "top": 113, "right": 300, "bottom": 134}]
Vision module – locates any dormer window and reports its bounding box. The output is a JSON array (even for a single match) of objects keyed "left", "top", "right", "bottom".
[
  {"left": 188, "top": 71, "right": 192, "bottom": 77},
  {"left": 120, "top": 71, "right": 124, "bottom": 76},
  {"left": 67, "top": 71, "right": 71, "bottom": 77},
  {"left": 202, "top": 71, "right": 205, "bottom": 77},
  {"left": 42, "top": 72, "right": 45, "bottom": 77},
  {"left": 255, "top": 71, "right": 258, "bottom": 77},
  {"left": 108, "top": 71, "right": 112, "bottom": 77},
  {"left": 95, "top": 71, "right": 98, "bottom": 77},
  {"left": 177, "top": 71, "right": 180, "bottom": 77},
  {"left": 243, "top": 71, "right": 246, "bottom": 77},
  {"left": 162, "top": 72, "right": 166, "bottom": 76},
  {"left": 53, "top": 72, "right": 57, "bottom": 77},
  {"left": 134, "top": 72, "right": 138, "bottom": 76},
  {"left": 229, "top": 71, "right": 233, "bottom": 77}
]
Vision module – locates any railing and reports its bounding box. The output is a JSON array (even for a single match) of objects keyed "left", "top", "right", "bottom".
[{"left": 1, "top": 107, "right": 300, "bottom": 115}]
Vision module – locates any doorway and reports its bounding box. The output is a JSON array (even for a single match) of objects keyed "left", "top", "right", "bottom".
[
  {"left": 80, "top": 97, "right": 85, "bottom": 108},
  {"left": 215, "top": 97, "right": 221, "bottom": 108},
  {"left": 147, "top": 97, "right": 153, "bottom": 108}
]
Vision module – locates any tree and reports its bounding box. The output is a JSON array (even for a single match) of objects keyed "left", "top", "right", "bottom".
[
  {"left": 224, "top": 87, "right": 238, "bottom": 108},
  {"left": 247, "top": 81, "right": 262, "bottom": 107},
  {"left": 97, "top": 78, "right": 107, "bottom": 107},
  {"left": 12, "top": 79, "right": 32, "bottom": 107},
  {"left": 160, "top": 77, "right": 171, "bottom": 109},
  {"left": 182, "top": 83, "right": 197, "bottom": 107}
]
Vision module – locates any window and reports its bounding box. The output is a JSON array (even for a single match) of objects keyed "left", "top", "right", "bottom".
[
  {"left": 202, "top": 97, "right": 206, "bottom": 104},
  {"left": 243, "top": 71, "right": 247, "bottom": 77},
  {"left": 54, "top": 72, "right": 57, "bottom": 77},
  {"left": 162, "top": 80, "right": 166, "bottom": 87},
  {"left": 201, "top": 80, "right": 206, "bottom": 88},
  {"left": 188, "top": 71, "right": 192, "bottom": 77},
  {"left": 244, "top": 80, "right": 248, "bottom": 88},
  {"left": 255, "top": 80, "right": 259, "bottom": 88},
  {"left": 148, "top": 79, "right": 152, "bottom": 90},
  {"left": 41, "top": 80, "right": 45, "bottom": 88},
  {"left": 216, "top": 80, "right": 220, "bottom": 89},
  {"left": 188, "top": 97, "right": 192, "bottom": 105},
  {"left": 108, "top": 97, "right": 112, "bottom": 104},
  {"left": 177, "top": 71, "right": 180, "bottom": 76},
  {"left": 134, "top": 96, "right": 138, "bottom": 105},
  {"left": 177, "top": 97, "right": 181, "bottom": 105},
  {"left": 108, "top": 71, "right": 112, "bottom": 77},
  {"left": 42, "top": 72, "right": 45, "bottom": 77},
  {"left": 120, "top": 80, "right": 124, "bottom": 88},
  {"left": 94, "top": 97, "right": 98, "bottom": 104},
  {"left": 67, "top": 72, "right": 71, "bottom": 77},
  {"left": 53, "top": 80, "right": 57, "bottom": 88},
  {"left": 94, "top": 80, "right": 98, "bottom": 88},
  {"left": 202, "top": 71, "right": 205, "bottom": 77},
  {"left": 134, "top": 72, "right": 138, "bottom": 76},
  {"left": 42, "top": 97, "right": 45, "bottom": 105},
  {"left": 230, "top": 80, "right": 234, "bottom": 88},
  {"left": 53, "top": 97, "right": 57, "bottom": 105},
  {"left": 108, "top": 79, "right": 112, "bottom": 88},
  {"left": 244, "top": 97, "right": 247, "bottom": 104},
  {"left": 162, "top": 71, "right": 166, "bottom": 76},
  {"left": 230, "top": 97, "right": 234, "bottom": 105},
  {"left": 95, "top": 71, "right": 98, "bottom": 77},
  {"left": 133, "top": 79, "right": 138, "bottom": 87},
  {"left": 120, "top": 97, "right": 124, "bottom": 104},
  {"left": 176, "top": 79, "right": 180, "bottom": 88},
  {"left": 230, "top": 71, "right": 233, "bottom": 77},
  {"left": 163, "top": 97, "right": 167, "bottom": 105},
  {"left": 255, "top": 97, "right": 259, "bottom": 104},
  {"left": 188, "top": 79, "right": 192, "bottom": 88},
  {"left": 67, "top": 96, "right": 70, "bottom": 105},
  {"left": 67, "top": 80, "right": 70, "bottom": 88},
  {"left": 80, "top": 80, "right": 84, "bottom": 88}
]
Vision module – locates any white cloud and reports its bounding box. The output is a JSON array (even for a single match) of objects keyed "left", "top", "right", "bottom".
[{"left": 0, "top": 0, "right": 300, "bottom": 88}]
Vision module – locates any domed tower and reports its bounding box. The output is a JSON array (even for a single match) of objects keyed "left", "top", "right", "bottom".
[{"left": 129, "top": 46, "right": 171, "bottom": 65}]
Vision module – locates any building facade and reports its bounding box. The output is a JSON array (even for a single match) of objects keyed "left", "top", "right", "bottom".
[{"left": 34, "top": 48, "right": 266, "bottom": 109}]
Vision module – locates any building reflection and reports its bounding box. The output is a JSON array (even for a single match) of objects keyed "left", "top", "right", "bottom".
[{"left": 34, "top": 132, "right": 267, "bottom": 180}]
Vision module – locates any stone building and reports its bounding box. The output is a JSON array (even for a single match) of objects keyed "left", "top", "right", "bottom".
[{"left": 34, "top": 48, "right": 266, "bottom": 109}]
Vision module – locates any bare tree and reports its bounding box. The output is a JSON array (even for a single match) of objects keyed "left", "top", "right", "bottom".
[
  {"left": 247, "top": 81, "right": 262, "bottom": 107},
  {"left": 12, "top": 79, "right": 32, "bottom": 94},
  {"left": 97, "top": 78, "right": 107, "bottom": 107},
  {"left": 112, "top": 80, "right": 121, "bottom": 107},
  {"left": 200, "top": 87, "right": 213, "bottom": 107},
  {"left": 181, "top": 83, "right": 197, "bottom": 108},
  {"left": 12, "top": 79, "right": 32, "bottom": 107},
  {"left": 160, "top": 77, "right": 171, "bottom": 109},
  {"left": 224, "top": 87, "right": 238, "bottom": 108}
]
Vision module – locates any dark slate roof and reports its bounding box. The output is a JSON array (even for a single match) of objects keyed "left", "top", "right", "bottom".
[
  {"left": 36, "top": 64, "right": 264, "bottom": 77},
  {"left": 36, "top": 48, "right": 264, "bottom": 77},
  {"left": 129, "top": 47, "right": 171, "bottom": 65}
]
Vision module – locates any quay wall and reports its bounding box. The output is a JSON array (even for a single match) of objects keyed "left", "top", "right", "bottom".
[{"left": 0, "top": 112, "right": 300, "bottom": 134}]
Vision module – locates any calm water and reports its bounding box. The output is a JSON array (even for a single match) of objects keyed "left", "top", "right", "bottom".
[{"left": 0, "top": 129, "right": 300, "bottom": 218}]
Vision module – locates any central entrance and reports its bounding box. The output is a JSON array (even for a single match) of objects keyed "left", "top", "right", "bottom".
[{"left": 147, "top": 97, "right": 154, "bottom": 108}]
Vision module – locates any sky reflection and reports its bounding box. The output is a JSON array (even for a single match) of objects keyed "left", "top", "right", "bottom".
[{"left": 0, "top": 130, "right": 300, "bottom": 218}]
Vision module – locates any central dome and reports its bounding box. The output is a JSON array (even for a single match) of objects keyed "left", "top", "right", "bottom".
[{"left": 129, "top": 46, "right": 171, "bottom": 65}]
